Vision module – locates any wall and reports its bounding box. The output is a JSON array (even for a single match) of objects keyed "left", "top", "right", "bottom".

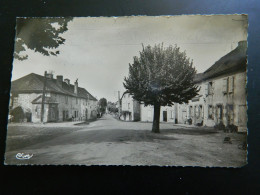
[
  {"left": 140, "top": 104, "right": 176, "bottom": 123},
  {"left": 12, "top": 93, "right": 39, "bottom": 113},
  {"left": 31, "top": 103, "right": 49, "bottom": 123},
  {"left": 86, "top": 99, "right": 98, "bottom": 120}
]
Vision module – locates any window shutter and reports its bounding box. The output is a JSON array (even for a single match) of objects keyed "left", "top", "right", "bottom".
[{"left": 223, "top": 78, "right": 228, "bottom": 93}]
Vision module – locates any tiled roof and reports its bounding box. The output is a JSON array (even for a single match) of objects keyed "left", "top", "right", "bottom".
[
  {"left": 197, "top": 41, "right": 247, "bottom": 82},
  {"left": 11, "top": 73, "right": 97, "bottom": 101}
]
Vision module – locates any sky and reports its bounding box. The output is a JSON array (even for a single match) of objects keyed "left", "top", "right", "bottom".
[{"left": 12, "top": 15, "right": 248, "bottom": 102}]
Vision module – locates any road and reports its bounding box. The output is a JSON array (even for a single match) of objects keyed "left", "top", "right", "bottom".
[{"left": 5, "top": 114, "right": 247, "bottom": 167}]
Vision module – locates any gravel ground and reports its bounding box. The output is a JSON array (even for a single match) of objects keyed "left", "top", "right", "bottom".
[{"left": 4, "top": 114, "right": 247, "bottom": 167}]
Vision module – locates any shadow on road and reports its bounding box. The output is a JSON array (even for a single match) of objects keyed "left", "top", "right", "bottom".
[
  {"left": 160, "top": 128, "right": 218, "bottom": 135},
  {"left": 5, "top": 125, "right": 219, "bottom": 152},
  {"left": 18, "top": 128, "right": 221, "bottom": 150}
]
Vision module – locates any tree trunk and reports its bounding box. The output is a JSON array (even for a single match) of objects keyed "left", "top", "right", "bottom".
[{"left": 152, "top": 103, "right": 161, "bottom": 133}]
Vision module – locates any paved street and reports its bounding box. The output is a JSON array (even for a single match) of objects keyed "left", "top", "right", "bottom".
[{"left": 5, "top": 114, "right": 247, "bottom": 167}]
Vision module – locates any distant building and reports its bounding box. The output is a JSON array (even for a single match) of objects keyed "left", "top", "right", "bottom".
[
  {"left": 120, "top": 92, "right": 177, "bottom": 123},
  {"left": 140, "top": 105, "right": 177, "bottom": 123},
  {"left": 178, "top": 41, "right": 247, "bottom": 132},
  {"left": 9, "top": 72, "right": 98, "bottom": 123},
  {"left": 120, "top": 93, "right": 140, "bottom": 121}
]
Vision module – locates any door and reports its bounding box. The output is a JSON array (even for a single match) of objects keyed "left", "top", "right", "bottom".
[
  {"left": 217, "top": 105, "right": 223, "bottom": 124},
  {"left": 25, "top": 112, "right": 32, "bottom": 122},
  {"left": 48, "top": 105, "right": 58, "bottom": 122},
  {"left": 163, "top": 111, "right": 167, "bottom": 122},
  {"left": 85, "top": 109, "right": 88, "bottom": 120},
  {"left": 182, "top": 110, "right": 187, "bottom": 123},
  {"left": 63, "top": 110, "right": 66, "bottom": 121}
]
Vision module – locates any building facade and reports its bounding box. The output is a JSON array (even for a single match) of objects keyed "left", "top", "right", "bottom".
[
  {"left": 120, "top": 93, "right": 140, "bottom": 121},
  {"left": 178, "top": 41, "right": 247, "bottom": 132},
  {"left": 9, "top": 72, "right": 98, "bottom": 123}
]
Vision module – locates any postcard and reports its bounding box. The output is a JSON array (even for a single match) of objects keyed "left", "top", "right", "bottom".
[{"left": 5, "top": 15, "right": 248, "bottom": 166}]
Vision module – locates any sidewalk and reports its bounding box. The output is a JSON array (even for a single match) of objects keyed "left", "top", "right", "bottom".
[
  {"left": 7, "top": 121, "right": 87, "bottom": 128},
  {"left": 172, "top": 123, "right": 199, "bottom": 128}
]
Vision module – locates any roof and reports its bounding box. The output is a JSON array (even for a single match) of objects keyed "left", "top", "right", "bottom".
[
  {"left": 31, "top": 95, "right": 59, "bottom": 104},
  {"left": 11, "top": 73, "right": 97, "bottom": 101},
  {"left": 197, "top": 40, "right": 247, "bottom": 82}
]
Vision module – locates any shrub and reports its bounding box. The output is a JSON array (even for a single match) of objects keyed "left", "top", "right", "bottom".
[
  {"left": 214, "top": 121, "right": 226, "bottom": 130},
  {"left": 226, "top": 124, "right": 238, "bottom": 133}
]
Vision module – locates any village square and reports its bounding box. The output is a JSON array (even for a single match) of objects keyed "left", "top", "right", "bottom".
[{"left": 5, "top": 16, "right": 248, "bottom": 167}]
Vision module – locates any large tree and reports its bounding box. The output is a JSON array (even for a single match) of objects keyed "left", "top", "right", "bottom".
[
  {"left": 123, "top": 43, "right": 199, "bottom": 133},
  {"left": 14, "top": 17, "right": 73, "bottom": 60}
]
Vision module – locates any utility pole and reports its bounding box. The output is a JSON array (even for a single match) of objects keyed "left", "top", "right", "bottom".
[
  {"left": 41, "top": 71, "right": 47, "bottom": 122},
  {"left": 118, "top": 91, "right": 121, "bottom": 119}
]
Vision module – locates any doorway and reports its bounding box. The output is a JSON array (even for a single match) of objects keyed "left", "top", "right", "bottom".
[
  {"left": 63, "top": 110, "right": 66, "bottom": 121},
  {"left": 163, "top": 111, "right": 167, "bottom": 122}
]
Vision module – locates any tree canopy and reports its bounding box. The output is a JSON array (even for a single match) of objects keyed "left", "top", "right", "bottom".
[
  {"left": 123, "top": 43, "right": 199, "bottom": 133},
  {"left": 98, "top": 98, "right": 108, "bottom": 113},
  {"left": 14, "top": 17, "right": 73, "bottom": 60}
]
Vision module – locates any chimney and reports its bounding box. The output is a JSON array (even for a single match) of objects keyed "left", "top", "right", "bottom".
[
  {"left": 56, "top": 75, "right": 63, "bottom": 87},
  {"left": 46, "top": 72, "right": 53, "bottom": 79},
  {"left": 64, "top": 78, "right": 70, "bottom": 85},
  {"left": 74, "top": 79, "right": 78, "bottom": 94}
]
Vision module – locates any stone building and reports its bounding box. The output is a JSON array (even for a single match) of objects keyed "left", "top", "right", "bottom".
[
  {"left": 9, "top": 72, "right": 98, "bottom": 123},
  {"left": 178, "top": 41, "right": 247, "bottom": 132}
]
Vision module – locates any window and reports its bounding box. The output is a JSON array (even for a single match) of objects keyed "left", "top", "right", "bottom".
[
  {"left": 74, "top": 110, "right": 78, "bottom": 118},
  {"left": 228, "top": 76, "right": 234, "bottom": 93},
  {"left": 35, "top": 105, "right": 41, "bottom": 118},
  {"left": 208, "top": 82, "right": 213, "bottom": 95},
  {"left": 128, "top": 103, "right": 130, "bottom": 109},
  {"left": 76, "top": 98, "right": 78, "bottom": 104},
  {"left": 195, "top": 106, "right": 199, "bottom": 118},
  {"left": 65, "top": 96, "right": 68, "bottom": 104},
  {"left": 171, "top": 110, "right": 174, "bottom": 119},
  {"left": 227, "top": 105, "right": 234, "bottom": 124},
  {"left": 199, "top": 105, "right": 203, "bottom": 118},
  {"left": 205, "top": 82, "right": 213, "bottom": 95},
  {"left": 208, "top": 105, "right": 214, "bottom": 119},
  {"left": 223, "top": 78, "right": 228, "bottom": 93},
  {"left": 189, "top": 106, "right": 193, "bottom": 117}
]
